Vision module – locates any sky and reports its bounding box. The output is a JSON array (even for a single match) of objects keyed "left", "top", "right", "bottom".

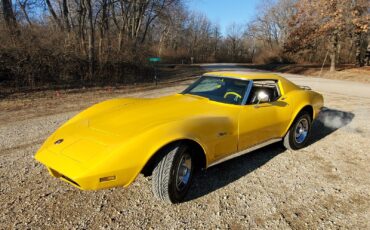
[{"left": 187, "top": 0, "right": 260, "bottom": 36}]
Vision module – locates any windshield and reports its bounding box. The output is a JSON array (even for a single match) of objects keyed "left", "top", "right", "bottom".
[{"left": 182, "top": 76, "right": 250, "bottom": 105}]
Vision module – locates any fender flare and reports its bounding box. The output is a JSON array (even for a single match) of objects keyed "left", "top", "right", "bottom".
[{"left": 283, "top": 104, "right": 313, "bottom": 136}]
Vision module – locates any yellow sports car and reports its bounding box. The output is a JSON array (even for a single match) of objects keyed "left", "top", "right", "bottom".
[{"left": 35, "top": 71, "right": 323, "bottom": 203}]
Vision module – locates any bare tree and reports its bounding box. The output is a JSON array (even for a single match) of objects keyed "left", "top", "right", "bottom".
[
  {"left": 1, "top": 0, "right": 368, "bottom": 91},
  {"left": 85, "top": 0, "right": 94, "bottom": 78},
  {"left": 1, "top": 0, "right": 18, "bottom": 30},
  {"left": 45, "top": 0, "right": 63, "bottom": 29},
  {"left": 16, "top": 0, "right": 33, "bottom": 26},
  {"left": 62, "top": 0, "right": 71, "bottom": 32},
  {"left": 226, "top": 23, "right": 243, "bottom": 62},
  {"left": 350, "top": 0, "right": 369, "bottom": 66}
]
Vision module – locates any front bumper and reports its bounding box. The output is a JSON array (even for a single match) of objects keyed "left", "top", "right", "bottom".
[{"left": 35, "top": 149, "right": 135, "bottom": 190}]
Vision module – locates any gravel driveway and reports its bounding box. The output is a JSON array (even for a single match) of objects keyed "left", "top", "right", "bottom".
[{"left": 1, "top": 69, "right": 369, "bottom": 229}]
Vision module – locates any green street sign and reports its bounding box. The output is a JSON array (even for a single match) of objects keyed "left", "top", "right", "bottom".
[{"left": 149, "top": 57, "right": 161, "bottom": 62}]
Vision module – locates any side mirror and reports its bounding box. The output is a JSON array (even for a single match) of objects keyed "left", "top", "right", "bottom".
[{"left": 257, "top": 91, "right": 269, "bottom": 104}]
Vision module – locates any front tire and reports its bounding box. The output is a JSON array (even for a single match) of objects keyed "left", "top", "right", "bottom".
[
  {"left": 283, "top": 112, "right": 312, "bottom": 150},
  {"left": 152, "top": 143, "right": 194, "bottom": 203}
]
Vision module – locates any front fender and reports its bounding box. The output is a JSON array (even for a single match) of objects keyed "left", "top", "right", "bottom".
[{"left": 90, "top": 115, "right": 234, "bottom": 188}]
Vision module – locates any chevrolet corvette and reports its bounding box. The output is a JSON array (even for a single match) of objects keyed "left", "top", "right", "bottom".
[{"left": 35, "top": 71, "right": 324, "bottom": 203}]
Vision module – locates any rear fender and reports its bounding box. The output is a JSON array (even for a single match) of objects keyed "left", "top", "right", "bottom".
[{"left": 282, "top": 90, "right": 316, "bottom": 136}]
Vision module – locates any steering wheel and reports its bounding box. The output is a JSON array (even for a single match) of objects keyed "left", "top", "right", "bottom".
[{"left": 224, "top": 91, "right": 242, "bottom": 101}]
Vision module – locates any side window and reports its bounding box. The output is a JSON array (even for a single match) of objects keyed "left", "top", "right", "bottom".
[{"left": 247, "top": 80, "right": 281, "bottom": 104}]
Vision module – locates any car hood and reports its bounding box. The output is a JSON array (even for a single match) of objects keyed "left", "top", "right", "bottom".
[
  {"left": 86, "top": 94, "right": 226, "bottom": 136},
  {"left": 44, "top": 94, "right": 234, "bottom": 166}
]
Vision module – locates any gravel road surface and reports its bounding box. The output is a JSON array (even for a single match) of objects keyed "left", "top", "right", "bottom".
[{"left": 1, "top": 67, "right": 369, "bottom": 229}]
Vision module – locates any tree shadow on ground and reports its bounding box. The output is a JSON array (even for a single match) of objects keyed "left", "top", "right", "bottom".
[{"left": 185, "top": 108, "right": 355, "bottom": 202}]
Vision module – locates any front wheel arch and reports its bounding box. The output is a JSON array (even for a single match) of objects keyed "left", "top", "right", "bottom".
[{"left": 141, "top": 139, "right": 207, "bottom": 177}]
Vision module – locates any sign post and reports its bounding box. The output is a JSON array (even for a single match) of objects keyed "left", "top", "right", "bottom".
[{"left": 149, "top": 57, "right": 161, "bottom": 85}]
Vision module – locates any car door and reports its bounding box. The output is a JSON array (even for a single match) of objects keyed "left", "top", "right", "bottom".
[
  {"left": 238, "top": 87, "right": 292, "bottom": 151},
  {"left": 209, "top": 107, "right": 240, "bottom": 161}
]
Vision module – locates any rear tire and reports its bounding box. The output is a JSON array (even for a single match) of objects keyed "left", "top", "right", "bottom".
[
  {"left": 283, "top": 112, "right": 312, "bottom": 150},
  {"left": 152, "top": 143, "right": 194, "bottom": 204}
]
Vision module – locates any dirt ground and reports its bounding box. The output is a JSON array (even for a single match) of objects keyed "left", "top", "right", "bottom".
[{"left": 0, "top": 69, "right": 370, "bottom": 229}]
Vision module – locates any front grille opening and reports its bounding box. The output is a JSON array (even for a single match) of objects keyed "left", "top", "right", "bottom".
[
  {"left": 49, "top": 168, "right": 80, "bottom": 187},
  {"left": 60, "top": 175, "right": 80, "bottom": 187},
  {"left": 49, "top": 168, "right": 61, "bottom": 177}
]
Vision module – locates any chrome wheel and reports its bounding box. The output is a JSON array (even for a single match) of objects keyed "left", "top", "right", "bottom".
[
  {"left": 175, "top": 153, "right": 192, "bottom": 191},
  {"left": 295, "top": 118, "right": 309, "bottom": 144}
]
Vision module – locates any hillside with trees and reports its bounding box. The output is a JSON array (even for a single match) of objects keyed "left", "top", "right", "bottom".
[{"left": 0, "top": 0, "right": 369, "bottom": 91}]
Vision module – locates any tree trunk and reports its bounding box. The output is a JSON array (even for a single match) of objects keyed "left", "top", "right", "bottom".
[
  {"left": 366, "top": 31, "right": 370, "bottom": 66},
  {"left": 329, "top": 52, "right": 336, "bottom": 72},
  {"left": 354, "top": 30, "right": 362, "bottom": 67},
  {"left": 1, "top": 0, "right": 17, "bottom": 30},
  {"left": 85, "top": 0, "right": 95, "bottom": 80},
  {"left": 118, "top": 31, "right": 123, "bottom": 52},
  {"left": 329, "top": 32, "right": 338, "bottom": 72},
  {"left": 62, "top": 0, "right": 71, "bottom": 32},
  {"left": 141, "top": 0, "right": 162, "bottom": 43},
  {"left": 366, "top": 44, "right": 370, "bottom": 66},
  {"left": 158, "top": 26, "right": 169, "bottom": 57},
  {"left": 45, "top": 0, "right": 63, "bottom": 30},
  {"left": 99, "top": 0, "right": 108, "bottom": 61},
  {"left": 77, "top": 0, "right": 87, "bottom": 55}
]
